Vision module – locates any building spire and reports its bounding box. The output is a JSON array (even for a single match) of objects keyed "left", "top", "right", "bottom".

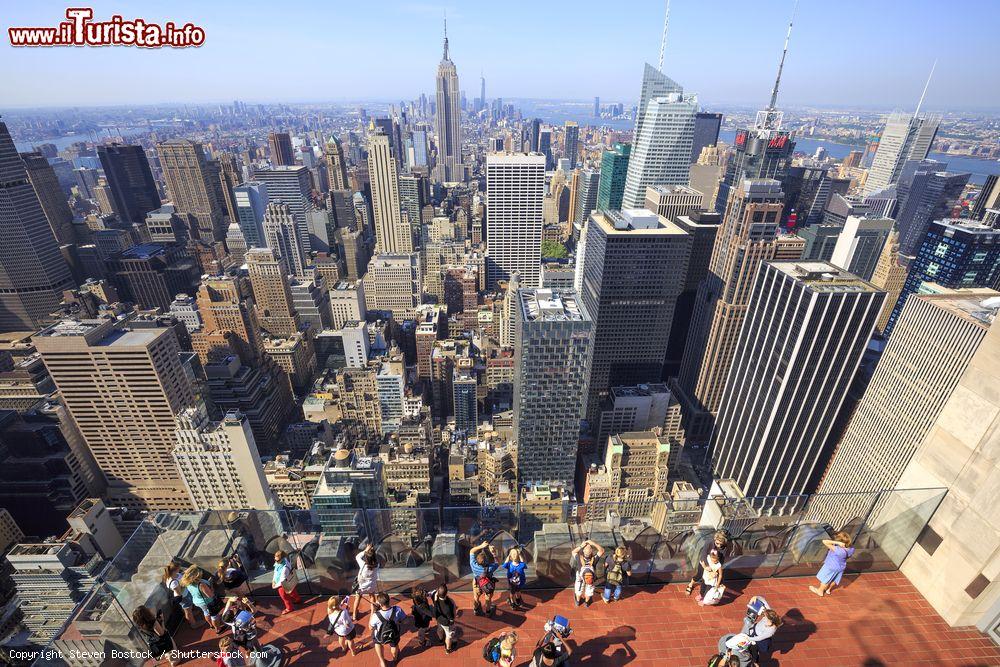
[
  {"left": 657, "top": 0, "right": 671, "bottom": 72},
  {"left": 767, "top": 0, "right": 798, "bottom": 113},
  {"left": 914, "top": 59, "right": 937, "bottom": 118},
  {"left": 443, "top": 10, "right": 449, "bottom": 61}
]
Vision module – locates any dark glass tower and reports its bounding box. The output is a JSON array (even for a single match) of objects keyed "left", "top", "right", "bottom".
[{"left": 98, "top": 144, "right": 162, "bottom": 223}]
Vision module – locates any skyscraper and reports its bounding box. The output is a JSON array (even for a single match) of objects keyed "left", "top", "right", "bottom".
[
  {"left": 434, "top": 22, "right": 463, "bottom": 182},
  {"left": 19, "top": 151, "right": 75, "bottom": 244},
  {"left": 829, "top": 215, "right": 894, "bottom": 281},
  {"left": 864, "top": 112, "right": 940, "bottom": 195},
  {"left": 643, "top": 184, "right": 704, "bottom": 223},
  {"left": 268, "top": 131, "right": 295, "bottom": 167},
  {"left": 712, "top": 261, "right": 884, "bottom": 498},
  {"left": 0, "top": 121, "right": 75, "bottom": 332},
  {"left": 514, "top": 289, "right": 593, "bottom": 491},
  {"left": 870, "top": 229, "right": 909, "bottom": 333},
  {"left": 158, "top": 139, "right": 228, "bottom": 242},
  {"left": 233, "top": 181, "right": 269, "bottom": 247},
  {"left": 596, "top": 143, "right": 631, "bottom": 212},
  {"left": 262, "top": 201, "right": 308, "bottom": 278},
  {"left": 593, "top": 96, "right": 600, "bottom": 118},
  {"left": 325, "top": 137, "right": 349, "bottom": 191},
  {"left": 894, "top": 166, "right": 970, "bottom": 257},
  {"left": 884, "top": 219, "right": 1000, "bottom": 336},
  {"left": 34, "top": 318, "right": 197, "bottom": 509},
  {"left": 105, "top": 243, "right": 199, "bottom": 311},
  {"left": 97, "top": 144, "right": 162, "bottom": 225},
  {"left": 819, "top": 287, "right": 996, "bottom": 522},
  {"left": 485, "top": 153, "right": 545, "bottom": 288},
  {"left": 971, "top": 174, "right": 999, "bottom": 221},
  {"left": 573, "top": 168, "right": 600, "bottom": 224},
  {"left": 362, "top": 254, "right": 422, "bottom": 320},
  {"left": 579, "top": 209, "right": 691, "bottom": 425},
  {"left": 621, "top": 67, "right": 697, "bottom": 208},
  {"left": 173, "top": 405, "right": 274, "bottom": 510},
  {"left": 246, "top": 247, "right": 301, "bottom": 338},
  {"left": 564, "top": 121, "right": 580, "bottom": 169},
  {"left": 254, "top": 165, "right": 315, "bottom": 256},
  {"left": 677, "top": 179, "right": 803, "bottom": 440},
  {"left": 368, "top": 130, "right": 413, "bottom": 254},
  {"left": 691, "top": 112, "right": 722, "bottom": 163}
]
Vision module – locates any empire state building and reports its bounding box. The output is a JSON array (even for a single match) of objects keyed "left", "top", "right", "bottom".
[{"left": 434, "top": 23, "right": 463, "bottom": 183}]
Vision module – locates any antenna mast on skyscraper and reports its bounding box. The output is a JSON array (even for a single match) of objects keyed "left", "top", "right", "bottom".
[
  {"left": 657, "top": 0, "right": 671, "bottom": 72},
  {"left": 757, "top": 0, "right": 798, "bottom": 131},
  {"left": 914, "top": 59, "right": 937, "bottom": 118},
  {"left": 443, "top": 9, "right": 449, "bottom": 61}
]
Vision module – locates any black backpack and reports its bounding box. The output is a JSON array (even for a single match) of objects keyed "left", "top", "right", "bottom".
[
  {"left": 483, "top": 636, "right": 503, "bottom": 663},
  {"left": 374, "top": 608, "right": 400, "bottom": 645}
]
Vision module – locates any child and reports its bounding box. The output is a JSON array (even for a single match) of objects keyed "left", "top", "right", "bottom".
[
  {"left": 603, "top": 546, "right": 632, "bottom": 604},
  {"left": 326, "top": 594, "right": 358, "bottom": 656},
  {"left": 369, "top": 592, "right": 406, "bottom": 667},
  {"left": 485, "top": 631, "right": 518, "bottom": 667},
  {"left": 810, "top": 531, "right": 855, "bottom": 597},
  {"left": 411, "top": 587, "right": 434, "bottom": 647},
  {"left": 501, "top": 547, "right": 528, "bottom": 610},
  {"left": 697, "top": 550, "right": 724, "bottom": 606}
]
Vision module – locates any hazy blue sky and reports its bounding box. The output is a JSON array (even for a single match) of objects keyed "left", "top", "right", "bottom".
[{"left": 4, "top": 0, "right": 999, "bottom": 110}]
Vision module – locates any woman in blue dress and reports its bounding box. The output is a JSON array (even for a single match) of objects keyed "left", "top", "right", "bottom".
[{"left": 810, "top": 531, "right": 855, "bottom": 597}]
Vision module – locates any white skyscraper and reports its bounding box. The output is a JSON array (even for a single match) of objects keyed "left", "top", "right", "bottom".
[
  {"left": 621, "top": 86, "right": 698, "bottom": 209},
  {"left": 368, "top": 130, "right": 413, "bottom": 254},
  {"left": 263, "top": 201, "right": 307, "bottom": 278},
  {"left": 434, "top": 22, "right": 463, "bottom": 182},
  {"left": 254, "top": 166, "right": 314, "bottom": 255},
  {"left": 486, "top": 153, "right": 546, "bottom": 288},
  {"left": 864, "top": 112, "right": 940, "bottom": 195}
]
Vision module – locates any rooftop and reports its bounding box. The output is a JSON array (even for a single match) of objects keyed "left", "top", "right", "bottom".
[
  {"left": 772, "top": 261, "right": 879, "bottom": 293},
  {"left": 915, "top": 285, "right": 1000, "bottom": 326},
  {"left": 519, "top": 289, "right": 587, "bottom": 322},
  {"left": 168, "top": 572, "right": 1000, "bottom": 666}
]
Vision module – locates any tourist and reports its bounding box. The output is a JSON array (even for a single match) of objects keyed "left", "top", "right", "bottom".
[
  {"left": 220, "top": 596, "right": 260, "bottom": 651},
  {"left": 717, "top": 606, "right": 782, "bottom": 666},
  {"left": 810, "top": 531, "right": 855, "bottom": 597},
  {"left": 353, "top": 543, "right": 381, "bottom": 619},
  {"left": 271, "top": 550, "right": 301, "bottom": 614},
  {"left": 180, "top": 564, "right": 224, "bottom": 631},
  {"left": 410, "top": 586, "right": 434, "bottom": 647},
  {"left": 489, "top": 631, "right": 518, "bottom": 667},
  {"left": 570, "top": 539, "right": 604, "bottom": 607},
  {"left": 603, "top": 546, "right": 632, "bottom": 604},
  {"left": 218, "top": 636, "right": 247, "bottom": 667},
  {"left": 697, "top": 549, "right": 724, "bottom": 605},
  {"left": 687, "top": 530, "right": 731, "bottom": 596},
  {"left": 501, "top": 547, "right": 528, "bottom": 610},
  {"left": 531, "top": 639, "right": 573, "bottom": 667},
  {"left": 217, "top": 554, "right": 247, "bottom": 590},
  {"left": 326, "top": 594, "right": 359, "bottom": 656},
  {"left": 369, "top": 592, "right": 406, "bottom": 667},
  {"left": 432, "top": 584, "right": 458, "bottom": 654},
  {"left": 132, "top": 605, "right": 176, "bottom": 667},
  {"left": 470, "top": 540, "right": 499, "bottom": 616},
  {"left": 163, "top": 561, "right": 198, "bottom": 628}
]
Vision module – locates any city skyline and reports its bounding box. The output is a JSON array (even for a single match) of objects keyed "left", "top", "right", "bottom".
[{"left": 4, "top": 1, "right": 1000, "bottom": 110}]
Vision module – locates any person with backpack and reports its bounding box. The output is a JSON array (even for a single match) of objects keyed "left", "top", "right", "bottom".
[
  {"left": 180, "top": 564, "right": 224, "bottom": 631},
  {"left": 370, "top": 592, "right": 406, "bottom": 667},
  {"left": 603, "top": 546, "right": 632, "bottom": 604},
  {"left": 470, "top": 541, "right": 499, "bottom": 616},
  {"left": 501, "top": 547, "right": 528, "bottom": 610},
  {"left": 353, "top": 543, "right": 381, "bottom": 620},
  {"left": 432, "top": 584, "right": 458, "bottom": 654},
  {"left": 132, "top": 605, "right": 177, "bottom": 667},
  {"left": 810, "top": 531, "right": 855, "bottom": 598},
  {"left": 410, "top": 587, "right": 434, "bottom": 648},
  {"left": 570, "top": 539, "right": 604, "bottom": 607},
  {"left": 531, "top": 639, "right": 573, "bottom": 667},
  {"left": 221, "top": 597, "right": 259, "bottom": 651},
  {"left": 687, "top": 530, "right": 731, "bottom": 596},
  {"left": 325, "top": 594, "right": 358, "bottom": 656},
  {"left": 483, "top": 631, "right": 518, "bottom": 667},
  {"left": 271, "top": 550, "right": 301, "bottom": 614},
  {"left": 217, "top": 554, "right": 247, "bottom": 590}
]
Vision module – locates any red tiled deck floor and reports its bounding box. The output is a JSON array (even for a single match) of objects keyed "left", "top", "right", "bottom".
[{"left": 169, "top": 572, "right": 1000, "bottom": 666}]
